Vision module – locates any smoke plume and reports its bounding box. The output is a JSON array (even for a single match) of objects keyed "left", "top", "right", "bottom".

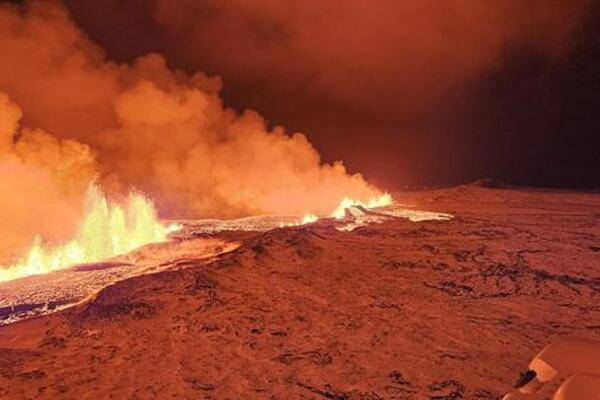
[
  {"left": 0, "top": 1, "right": 382, "bottom": 262},
  {"left": 0, "top": 92, "right": 96, "bottom": 262},
  {"left": 0, "top": 0, "right": 593, "bottom": 263},
  {"left": 64, "top": 0, "right": 594, "bottom": 187}
]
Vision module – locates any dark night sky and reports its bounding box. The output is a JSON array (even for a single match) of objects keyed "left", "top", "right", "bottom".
[{"left": 63, "top": 0, "right": 600, "bottom": 189}]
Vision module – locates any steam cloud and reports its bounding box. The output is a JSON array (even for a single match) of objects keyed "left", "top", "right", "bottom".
[{"left": 0, "top": 1, "right": 380, "bottom": 262}]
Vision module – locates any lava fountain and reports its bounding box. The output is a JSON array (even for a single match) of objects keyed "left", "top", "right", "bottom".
[
  {"left": 0, "top": 184, "right": 391, "bottom": 282},
  {"left": 0, "top": 185, "right": 179, "bottom": 282}
]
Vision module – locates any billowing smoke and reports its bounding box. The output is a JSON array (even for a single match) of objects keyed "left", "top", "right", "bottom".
[
  {"left": 0, "top": 1, "right": 380, "bottom": 262},
  {"left": 65, "top": 0, "right": 593, "bottom": 186},
  {"left": 0, "top": 1, "right": 592, "bottom": 264},
  {"left": 0, "top": 92, "right": 96, "bottom": 262}
]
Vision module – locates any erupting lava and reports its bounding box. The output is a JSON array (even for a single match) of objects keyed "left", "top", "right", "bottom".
[
  {"left": 0, "top": 186, "right": 179, "bottom": 283},
  {"left": 284, "top": 193, "right": 394, "bottom": 227},
  {"left": 330, "top": 193, "right": 393, "bottom": 219},
  {"left": 0, "top": 187, "right": 391, "bottom": 283}
]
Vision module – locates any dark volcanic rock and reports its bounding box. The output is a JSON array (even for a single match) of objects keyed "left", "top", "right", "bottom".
[{"left": 0, "top": 187, "right": 600, "bottom": 399}]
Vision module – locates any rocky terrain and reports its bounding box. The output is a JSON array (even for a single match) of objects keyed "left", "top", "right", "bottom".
[
  {"left": 0, "top": 238, "right": 239, "bottom": 325},
  {"left": 1, "top": 186, "right": 599, "bottom": 399}
]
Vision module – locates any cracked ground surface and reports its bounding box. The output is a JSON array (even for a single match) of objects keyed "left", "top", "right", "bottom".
[{"left": 0, "top": 186, "right": 599, "bottom": 399}]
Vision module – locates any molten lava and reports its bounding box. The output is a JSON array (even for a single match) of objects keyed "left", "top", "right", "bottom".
[
  {"left": 0, "top": 186, "right": 178, "bottom": 282},
  {"left": 330, "top": 193, "right": 393, "bottom": 219},
  {"left": 0, "top": 189, "right": 391, "bottom": 282},
  {"left": 286, "top": 193, "right": 394, "bottom": 227}
]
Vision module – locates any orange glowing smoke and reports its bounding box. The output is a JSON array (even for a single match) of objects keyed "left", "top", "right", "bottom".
[
  {"left": 0, "top": 2, "right": 395, "bottom": 279},
  {"left": 0, "top": 186, "right": 178, "bottom": 282},
  {"left": 0, "top": 2, "right": 384, "bottom": 221}
]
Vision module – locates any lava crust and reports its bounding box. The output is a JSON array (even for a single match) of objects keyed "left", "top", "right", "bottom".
[{"left": 1, "top": 186, "right": 599, "bottom": 399}]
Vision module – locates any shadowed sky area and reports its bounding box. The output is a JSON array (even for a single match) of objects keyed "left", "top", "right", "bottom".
[{"left": 60, "top": 1, "right": 600, "bottom": 188}]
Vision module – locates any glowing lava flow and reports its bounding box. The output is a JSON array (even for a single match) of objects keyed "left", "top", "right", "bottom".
[
  {"left": 0, "top": 186, "right": 179, "bottom": 283},
  {"left": 330, "top": 193, "right": 393, "bottom": 219},
  {"left": 288, "top": 193, "right": 393, "bottom": 227}
]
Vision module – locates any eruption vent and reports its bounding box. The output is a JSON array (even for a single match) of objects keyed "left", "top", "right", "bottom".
[{"left": 0, "top": 186, "right": 177, "bottom": 282}]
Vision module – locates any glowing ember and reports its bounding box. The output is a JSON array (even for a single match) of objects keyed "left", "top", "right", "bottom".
[{"left": 0, "top": 186, "right": 179, "bottom": 282}]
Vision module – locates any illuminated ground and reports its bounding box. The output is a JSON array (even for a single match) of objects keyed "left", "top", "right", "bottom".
[
  {"left": 0, "top": 238, "right": 238, "bottom": 325},
  {"left": 1, "top": 186, "right": 599, "bottom": 399},
  {"left": 0, "top": 204, "right": 448, "bottom": 325}
]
